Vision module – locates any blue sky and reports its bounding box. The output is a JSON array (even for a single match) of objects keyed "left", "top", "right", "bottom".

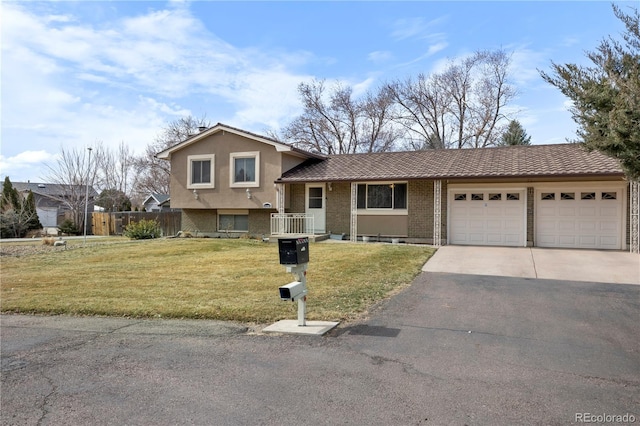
[{"left": 1, "top": 0, "right": 635, "bottom": 183}]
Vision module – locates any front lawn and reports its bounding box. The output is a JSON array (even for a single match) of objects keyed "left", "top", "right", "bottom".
[{"left": 0, "top": 238, "right": 434, "bottom": 323}]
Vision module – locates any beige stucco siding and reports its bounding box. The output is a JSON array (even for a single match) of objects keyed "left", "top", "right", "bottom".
[{"left": 170, "top": 132, "right": 306, "bottom": 210}]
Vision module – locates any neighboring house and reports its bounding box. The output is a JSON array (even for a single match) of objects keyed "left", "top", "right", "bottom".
[
  {"left": 142, "top": 193, "right": 171, "bottom": 212},
  {"left": 158, "top": 123, "right": 639, "bottom": 252},
  {"left": 12, "top": 182, "right": 98, "bottom": 233}
]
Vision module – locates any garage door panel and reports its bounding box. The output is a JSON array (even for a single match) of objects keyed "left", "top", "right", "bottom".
[
  {"left": 600, "top": 221, "right": 618, "bottom": 232},
  {"left": 578, "top": 235, "right": 596, "bottom": 246},
  {"left": 558, "top": 235, "right": 577, "bottom": 245},
  {"left": 486, "top": 234, "right": 503, "bottom": 244},
  {"left": 558, "top": 220, "right": 577, "bottom": 231},
  {"left": 504, "top": 206, "right": 522, "bottom": 216},
  {"left": 579, "top": 207, "right": 596, "bottom": 216},
  {"left": 579, "top": 222, "right": 597, "bottom": 232},
  {"left": 536, "top": 187, "right": 622, "bottom": 250},
  {"left": 504, "top": 219, "right": 521, "bottom": 230},
  {"left": 486, "top": 219, "right": 502, "bottom": 231},
  {"left": 600, "top": 207, "right": 618, "bottom": 217}
]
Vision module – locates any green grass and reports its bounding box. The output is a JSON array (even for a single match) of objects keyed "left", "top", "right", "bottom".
[{"left": 0, "top": 238, "right": 435, "bottom": 323}]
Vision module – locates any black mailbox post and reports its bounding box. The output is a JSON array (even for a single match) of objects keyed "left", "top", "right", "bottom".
[{"left": 278, "top": 237, "right": 309, "bottom": 265}]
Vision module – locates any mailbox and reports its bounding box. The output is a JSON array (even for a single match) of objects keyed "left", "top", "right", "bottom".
[{"left": 278, "top": 237, "right": 309, "bottom": 265}]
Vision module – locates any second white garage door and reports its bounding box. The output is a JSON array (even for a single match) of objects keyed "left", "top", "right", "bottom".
[
  {"left": 449, "top": 189, "right": 526, "bottom": 247},
  {"left": 536, "top": 187, "right": 624, "bottom": 249}
]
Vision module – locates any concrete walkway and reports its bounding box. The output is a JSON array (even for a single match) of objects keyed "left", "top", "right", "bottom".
[{"left": 423, "top": 246, "right": 639, "bottom": 285}]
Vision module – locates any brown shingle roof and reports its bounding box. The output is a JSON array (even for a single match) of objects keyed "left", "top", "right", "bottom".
[{"left": 277, "top": 143, "right": 624, "bottom": 182}]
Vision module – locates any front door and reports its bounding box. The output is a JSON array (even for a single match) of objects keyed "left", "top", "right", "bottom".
[{"left": 305, "top": 184, "right": 326, "bottom": 234}]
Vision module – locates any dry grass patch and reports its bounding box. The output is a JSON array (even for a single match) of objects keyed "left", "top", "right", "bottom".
[{"left": 1, "top": 238, "right": 434, "bottom": 323}]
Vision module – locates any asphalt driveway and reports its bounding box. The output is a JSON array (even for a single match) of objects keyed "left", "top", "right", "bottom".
[
  {"left": 424, "top": 246, "right": 639, "bottom": 284},
  {"left": 2, "top": 247, "right": 639, "bottom": 425}
]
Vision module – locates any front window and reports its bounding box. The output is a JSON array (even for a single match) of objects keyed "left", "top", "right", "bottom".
[
  {"left": 357, "top": 183, "right": 407, "bottom": 210},
  {"left": 230, "top": 152, "right": 260, "bottom": 187},
  {"left": 188, "top": 154, "right": 215, "bottom": 188}
]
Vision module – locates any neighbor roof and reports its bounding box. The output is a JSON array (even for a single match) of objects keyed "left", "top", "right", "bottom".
[
  {"left": 277, "top": 143, "right": 624, "bottom": 183},
  {"left": 155, "top": 123, "right": 326, "bottom": 161},
  {"left": 143, "top": 193, "right": 170, "bottom": 205},
  {"left": 11, "top": 182, "right": 98, "bottom": 198}
]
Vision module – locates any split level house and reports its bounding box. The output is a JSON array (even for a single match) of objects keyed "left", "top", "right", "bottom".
[{"left": 157, "top": 123, "right": 639, "bottom": 252}]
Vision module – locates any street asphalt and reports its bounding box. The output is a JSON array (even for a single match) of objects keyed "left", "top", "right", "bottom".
[{"left": 2, "top": 267, "right": 639, "bottom": 425}]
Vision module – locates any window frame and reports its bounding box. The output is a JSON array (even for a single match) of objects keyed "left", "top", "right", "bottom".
[
  {"left": 218, "top": 210, "right": 249, "bottom": 232},
  {"left": 356, "top": 182, "right": 408, "bottom": 212},
  {"left": 230, "top": 151, "right": 260, "bottom": 188},
  {"left": 187, "top": 154, "right": 215, "bottom": 189}
]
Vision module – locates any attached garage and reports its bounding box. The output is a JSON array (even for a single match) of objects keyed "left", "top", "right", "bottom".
[
  {"left": 536, "top": 184, "right": 625, "bottom": 250},
  {"left": 448, "top": 188, "right": 526, "bottom": 247}
]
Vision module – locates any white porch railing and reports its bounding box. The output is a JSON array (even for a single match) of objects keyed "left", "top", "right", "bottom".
[{"left": 271, "top": 213, "right": 315, "bottom": 235}]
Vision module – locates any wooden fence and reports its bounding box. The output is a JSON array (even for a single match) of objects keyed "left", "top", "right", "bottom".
[{"left": 92, "top": 212, "right": 181, "bottom": 237}]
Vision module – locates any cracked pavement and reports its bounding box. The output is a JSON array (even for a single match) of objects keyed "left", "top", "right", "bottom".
[{"left": 2, "top": 272, "right": 639, "bottom": 425}]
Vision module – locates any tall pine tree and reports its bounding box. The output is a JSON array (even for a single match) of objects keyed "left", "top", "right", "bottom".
[
  {"left": 540, "top": 5, "right": 640, "bottom": 179},
  {"left": 500, "top": 120, "right": 532, "bottom": 146}
]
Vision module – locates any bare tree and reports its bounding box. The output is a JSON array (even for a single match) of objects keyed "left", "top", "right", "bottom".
[
  {"left": 388, "top": 49, "right": 516, "bottom": 149},
  {"left": 133, "top": 115, "right": 212, "bottom": 201},
  {"left": 387, "top": 73, "right": 451, "bottom": 150},
  {"left": 283, "top": 80, "right": 400, "bottom": 154},
  {"left": 44, "top": 145, "right": 99, "bottom": 233},
  {"left": 96, "top": 142, "right": 136, "bottom": 209}
]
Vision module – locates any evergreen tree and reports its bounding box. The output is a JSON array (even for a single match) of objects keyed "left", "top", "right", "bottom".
[
  {"left": 540, "top": 5, "right": 640, "bottom": 179},
  {"left": 1, "top": 176, "right": 20, "bottom": 211},
  {"left": 500, "top": 120, "right": 532, "bottom": 146},
  {"left": 25, "top": 191, "right": 42, "bottom": 231},
  {"left": 1, "top": 178, "right": 43, "bottom": 237}
]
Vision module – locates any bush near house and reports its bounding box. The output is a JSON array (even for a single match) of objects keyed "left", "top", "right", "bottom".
[{"left": 123, "top": 219, "right": 161, "bottom": 239}]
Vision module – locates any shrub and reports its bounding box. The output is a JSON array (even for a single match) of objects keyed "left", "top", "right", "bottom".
[
  {"left": 58, "top": 219, "right": 80, "bottom": 236},
  {"left": 123, "top": 219, "right": 160, "bottom": 240}
]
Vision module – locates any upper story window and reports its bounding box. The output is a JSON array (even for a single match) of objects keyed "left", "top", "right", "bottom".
[
  {"left": 357, "top": 183, "right": 407, "bottom": 210},
  {"left": 230, "top": 152, "right": 260, "bottom": 188},
  {"left": 187, "top": 154, "right": 215, "bottom": 189}
]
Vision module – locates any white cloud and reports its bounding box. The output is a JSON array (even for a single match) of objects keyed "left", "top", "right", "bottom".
[
  {"left": 1, "top": 2, "right": 315, "bottom": 182},
  {"left": 0, "top": 151, "right": 58, "bottom": 183},
  {"left": 368, "top": 50, "right": 393, "bottom": 64}
]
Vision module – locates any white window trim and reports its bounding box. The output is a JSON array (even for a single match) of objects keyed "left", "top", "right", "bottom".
[
  {"left": 356, "top": 181, "right": 409, "bottom": 214},
  {"left": 230, "top": 151, "right": 260, "bottom": 188},
  {"left": 187, "top": 154, "right": 215, "bottom": 189}
]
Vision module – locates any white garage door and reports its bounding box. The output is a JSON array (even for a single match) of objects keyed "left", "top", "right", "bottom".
[
  {"left": 449, "top": 189, "right": 526, "bottom": 247},
  {"left": 536, "top": 188, "right": 623, "bottom": 249}
]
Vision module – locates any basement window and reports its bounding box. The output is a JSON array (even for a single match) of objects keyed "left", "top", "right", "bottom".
[{"left": 219, "top": 212, "right": 249, "bottom": 232}]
